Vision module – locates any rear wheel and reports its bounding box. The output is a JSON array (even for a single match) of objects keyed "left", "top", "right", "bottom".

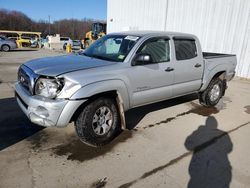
[
  {"left": 75, "top": 98, "right": 121, "bottom": 147},
  {"left": 1, "top": 45, "right": 10, "bottom": 52},
  {"left": 199, "top": 77, "right": 225, "bottom": 107}
]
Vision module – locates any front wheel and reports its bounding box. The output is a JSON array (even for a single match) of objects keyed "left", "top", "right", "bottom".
[
  {"left": 1, "top": 45, "right": 10, "bottom": 52},
  {"left": 199, "top": 77, "right": 225, "bottom": 107},
  {"left": 75, "top": 98, "right": 121, "bottom": 147}
]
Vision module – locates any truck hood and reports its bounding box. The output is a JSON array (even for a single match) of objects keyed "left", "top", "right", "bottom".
[{"left": 24, "top": 54, "right": 117, "bottom": 77}]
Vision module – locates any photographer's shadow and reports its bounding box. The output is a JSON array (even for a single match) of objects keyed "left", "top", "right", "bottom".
[{"left": 185, "top": 116, "right": 233, "bottom": 188}]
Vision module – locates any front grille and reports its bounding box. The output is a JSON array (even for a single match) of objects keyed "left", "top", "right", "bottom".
[
  {"left": 17, "top": 65, "right": 38, "bottom": 95},
  {"left": 18, "top": 67, "right": 30, "bottom": 92}
]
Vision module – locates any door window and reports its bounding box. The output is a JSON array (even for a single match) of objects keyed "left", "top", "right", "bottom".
[
  {"left": 174, "top": 39, "right": 197, "bottom": 60},
  {"left": 137, "top": 38, "right": 170, "bottom": 64}
]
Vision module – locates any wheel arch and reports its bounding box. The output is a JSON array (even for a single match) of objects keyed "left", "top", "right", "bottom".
[
  {"left": 70, "top": 90, "right": 127, "bottom": 129},
  {"left": 200, "top": 70, "right": 226, "bottom": 92},
  {"left": 1, "top": 44, "right": 10, "bottom": 51}
]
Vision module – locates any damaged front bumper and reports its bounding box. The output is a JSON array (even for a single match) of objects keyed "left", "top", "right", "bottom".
[{"left": 15, "top": 83, "right": 85, "bottom": 127}]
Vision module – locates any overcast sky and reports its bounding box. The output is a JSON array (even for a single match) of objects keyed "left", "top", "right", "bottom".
[{"left": 0, "top": 0, "right": 107, "bottom": 22}]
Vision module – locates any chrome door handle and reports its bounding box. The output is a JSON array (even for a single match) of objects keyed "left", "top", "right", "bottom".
[{"left": 165, "top": 67, "right": 174, "bottom": 72}]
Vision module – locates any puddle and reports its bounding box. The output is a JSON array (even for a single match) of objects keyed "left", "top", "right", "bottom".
[
  {"left": 143, "top": 97, "right": 231, "bottom": 129},
  {"left": 187, "top": 102, "right": 220, "bottom": 116},
  {"left": 26, "top": 131, "right": 49, "bottom": 151},
  {"left": 90, "top": 177, "right": 107, "bottom": 188},
  {"left": 244, "top": 106, "right": 250, "bottom": 114},
  {"left": 144, "top": 117, "right": 177, "bottom": 129},
  {"left": 52, "top": 131, "right": 133, "bottom": 162}
]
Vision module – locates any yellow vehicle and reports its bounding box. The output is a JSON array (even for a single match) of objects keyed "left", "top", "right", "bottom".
[
  {"left": 16, "top": 36, "right": 32, "bottom": 47},
  {"left": 0, "top": 30, "right": 41, "bottom": 48},
  {"left": 82, "top": 22, "right": 106, "bottom": 48}
]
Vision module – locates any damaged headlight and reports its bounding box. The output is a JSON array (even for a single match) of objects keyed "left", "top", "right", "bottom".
[{"left": 34, "top": 77, "right": 64, "bottom": 98}]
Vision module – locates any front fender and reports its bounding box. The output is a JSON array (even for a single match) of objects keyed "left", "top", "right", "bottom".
[{"left": 70, "top": 79, "right": 130, "bottom": 111}]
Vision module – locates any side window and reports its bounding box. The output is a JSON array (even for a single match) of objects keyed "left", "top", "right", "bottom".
[
  {"left": 137, "top": 38, "right": 170, "bottom": 64},
  {"left": 174, "top": 39, "right": 197, "bottom": 60}
]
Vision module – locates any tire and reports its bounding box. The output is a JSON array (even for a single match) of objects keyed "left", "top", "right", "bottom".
[
  {"left": 199, "top": 77, "right": 225, "bottom": 107},
  {"left": 1, "top": 45, "right": 10, "bottom": 52},
  {"left": 63, "top": 43, "right": 67, "bottom": 50},
  {"left": 75, "top": 97, "right": 121, "bottom": 147}
]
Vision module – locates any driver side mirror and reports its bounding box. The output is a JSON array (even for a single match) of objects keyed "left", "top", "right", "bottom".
[{"left": 132, "top": 53, "right": 152, "bottom": 66}]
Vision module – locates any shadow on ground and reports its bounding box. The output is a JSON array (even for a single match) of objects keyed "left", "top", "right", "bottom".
[
  {"left": 0, "top": 97, "right": 44, "bottom": 151},
  {"left": 125, "top": 94, "right": 198, "bottom": 130},
  {"left": 125, "top": 94, "right": 230, "bottom": 130},
  {"left": 12, "top": 49, "right": 38, "bottom": 52},
  {"left": 118, "top": 116, "right": 233, "bottom": 188},
  {"left": 185, "top": 116, "right": 232, "bottom": 188}
]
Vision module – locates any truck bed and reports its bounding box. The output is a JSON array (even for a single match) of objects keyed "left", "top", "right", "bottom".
[{"left": 203, "top": 52, "right": 236, "bottom": 59}]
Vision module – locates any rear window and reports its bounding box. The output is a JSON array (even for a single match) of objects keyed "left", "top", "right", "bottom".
[
  {"left": 0, "top": 36, "right": 6, "bottom": 40},
  {"left": 174, "top": 39, "right": 197, "bottom": 60}
]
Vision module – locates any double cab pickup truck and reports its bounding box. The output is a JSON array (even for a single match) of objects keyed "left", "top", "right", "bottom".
[{"left": 15, "top": 31, "right": 237, "bottom": 146}]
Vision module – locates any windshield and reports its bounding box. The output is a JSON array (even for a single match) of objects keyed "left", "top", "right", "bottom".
[{"left": 82, "top": 35, "right": 140, "bottom": 62}]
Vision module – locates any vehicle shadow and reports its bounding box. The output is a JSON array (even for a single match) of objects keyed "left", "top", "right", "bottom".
[
  {"left": 12, "top": 49, "right": 38, "bottom": 52},
  {"left": 185, "top": 116, "right": 232, "bottom": 188},
  {"left": 125, "top": 93, "right": 198, "bottom": 130},
  {"left": 0, "top": 97, "right": 44, "bottom": 151}
]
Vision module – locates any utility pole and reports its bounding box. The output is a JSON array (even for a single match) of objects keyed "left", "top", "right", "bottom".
[{"left": 48, "top": 15, "right": 51, "bottom": 35}]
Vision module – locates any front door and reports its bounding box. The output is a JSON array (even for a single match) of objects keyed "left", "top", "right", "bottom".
[{"left": 128, "top": 37, "right": 174, "bottom": 107}]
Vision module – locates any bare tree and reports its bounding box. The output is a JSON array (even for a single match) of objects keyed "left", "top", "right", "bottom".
[{"left": 0, "top": 9, "right": 105, "bottom": 39}]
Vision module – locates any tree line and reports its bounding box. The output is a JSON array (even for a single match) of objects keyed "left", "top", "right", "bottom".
[{"left": 0, "top": 9, "right": 103, "bottom": 39}]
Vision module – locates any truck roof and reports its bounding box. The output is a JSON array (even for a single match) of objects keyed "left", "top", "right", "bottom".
[{"left": 110, "top": 30, "right": 197, "bottom": 38}]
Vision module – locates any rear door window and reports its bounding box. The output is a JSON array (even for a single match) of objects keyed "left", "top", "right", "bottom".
[{"left": 174, "top": 38, "right": 197, "bottom": 60}]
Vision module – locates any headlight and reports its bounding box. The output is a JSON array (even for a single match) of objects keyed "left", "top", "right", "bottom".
[{"left": 34, "top": 78, "right": 64, "bottom": 98}]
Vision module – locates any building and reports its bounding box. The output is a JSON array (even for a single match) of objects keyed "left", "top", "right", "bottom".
[{"left": 107, "top": 0, "right": 250, "bottom": 78}]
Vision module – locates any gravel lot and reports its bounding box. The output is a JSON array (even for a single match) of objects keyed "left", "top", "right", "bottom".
[{"left": 0, "top": 49, "right": 250, "bottom": 188}]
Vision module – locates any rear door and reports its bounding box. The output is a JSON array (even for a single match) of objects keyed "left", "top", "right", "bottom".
[
  {"left": 128, "top": 37, "right": 174, "bottom": 107},
  {"left": 172, "top": 37, "right": 203, "bottom": 96}
]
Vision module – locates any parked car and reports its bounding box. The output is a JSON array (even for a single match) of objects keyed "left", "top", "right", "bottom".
[
  {"left": 60, "top": 37, "right": 73, "bottom": 50},
  {"left": 8, "top": 37, "right": 18, "bottom": 43},
  {"left": 16, "top": 36, "right": 31, "bottom": 47},
  {"left": 15, "top": 31, "right": 237, "bottom": 146},
  {"left": 72, "top": 40, "right": 83, "bottom": 50},
  {"left": 30, "top": 38, "right": 39, "bottom": 48},
  {"left": 0, "top": 36, "right": 17, "bottom": 51}
]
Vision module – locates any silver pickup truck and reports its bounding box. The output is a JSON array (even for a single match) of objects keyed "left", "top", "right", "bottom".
[{"left": 15, "top": 31, "right": 236, "bottom": 146}]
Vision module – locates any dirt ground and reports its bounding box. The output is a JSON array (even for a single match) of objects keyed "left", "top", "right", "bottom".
[{"left": 0, "top": 49, "right": 250, "bottom": 188}]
